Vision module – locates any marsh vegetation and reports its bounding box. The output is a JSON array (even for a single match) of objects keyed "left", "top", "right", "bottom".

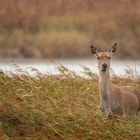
[
  {"left": 0, "top": 66, "right": 140, "bottom": 139},
  {"left": 0, "top": 0, "right": 139, "bottom": 59}
]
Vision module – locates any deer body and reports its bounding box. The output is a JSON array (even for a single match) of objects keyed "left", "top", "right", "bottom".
[
  {"left": 99, "top": 69, "right": 140, "bottom": 116},
  {"left": 90, "top": 43, "right": 140, "bottom": 117}
]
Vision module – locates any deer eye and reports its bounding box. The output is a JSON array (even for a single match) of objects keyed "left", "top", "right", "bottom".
[
  {"left": 108, "top": 57, "right": 111, "bottom": 59},
  {"left": 97, "top": 57, "right": 100, "bottom": 60}
]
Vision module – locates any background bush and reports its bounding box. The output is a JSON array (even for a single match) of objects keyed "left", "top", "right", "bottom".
[{"left": 0, "top": 0, "right": 139, "bottom": 59}]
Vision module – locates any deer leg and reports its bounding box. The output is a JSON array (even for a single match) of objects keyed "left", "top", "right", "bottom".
[
  {"left": 101, "top": 101, "right": 113, "bottom": 117},
  {"left": 105, "top": 107, "right": 112, "bottom": 117}
]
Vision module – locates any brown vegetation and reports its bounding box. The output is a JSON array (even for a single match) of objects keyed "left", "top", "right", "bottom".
[
  {"left": 0, "top": 66, "right": 140, "bottom": 139},
  {"left": 0, "top": 0, "right": 140, "bottom": 58}
]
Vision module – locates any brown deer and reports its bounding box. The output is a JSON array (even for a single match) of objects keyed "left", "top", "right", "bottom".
[{"left": 90, "top": 43, "right": 140, "bottom": 117}]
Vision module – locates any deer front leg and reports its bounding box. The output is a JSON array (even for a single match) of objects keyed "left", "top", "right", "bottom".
[
  {"left": 101, "top": 100, "right": 112, "bottom": 117},
  {"left": 100, "top": 99, "right": 104, "bottom": 112},
  {"left": 104, "top": 106, "right": 112, "bottom": 118}
]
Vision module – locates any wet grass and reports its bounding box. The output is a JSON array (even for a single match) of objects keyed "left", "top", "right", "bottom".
[{"left": 0, "top": 66, "right": 140, "bottom": 139}]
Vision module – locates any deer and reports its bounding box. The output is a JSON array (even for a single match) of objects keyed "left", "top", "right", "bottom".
[{"left": 90, "top": 43, "right": 140, "bottom": 117}]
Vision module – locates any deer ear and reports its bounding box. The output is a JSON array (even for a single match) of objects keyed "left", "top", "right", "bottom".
[
  {"left": 109, "top": 43, "right": 117, "bottom": 54},
  {"left": 90, "top": 45, "right": 98, "bottom": 55}
]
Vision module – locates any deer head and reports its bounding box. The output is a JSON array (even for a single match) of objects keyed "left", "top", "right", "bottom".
[{"left": 90, "top": 43, "right": 117, "bottom": 71}]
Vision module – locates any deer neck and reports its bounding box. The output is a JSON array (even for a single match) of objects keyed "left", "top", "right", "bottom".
[{"left": 99, "top": 70, "right": 111, "bottom": 101}]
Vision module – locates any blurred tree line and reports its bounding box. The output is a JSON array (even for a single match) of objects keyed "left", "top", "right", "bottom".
[{"left": 0, "top": 0, "right": 139, "bottom": 59}]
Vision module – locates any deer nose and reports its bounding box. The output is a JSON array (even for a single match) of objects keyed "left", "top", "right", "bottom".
[{"left": 102, "top": 63, "right": 108, "bottom": 68}]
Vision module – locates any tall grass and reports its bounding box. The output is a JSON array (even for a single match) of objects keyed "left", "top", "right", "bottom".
[{"left": 0, "top": 66, "right": 139, "bottom": 139}]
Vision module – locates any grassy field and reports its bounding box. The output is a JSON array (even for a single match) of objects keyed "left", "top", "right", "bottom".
[
  {"left": 0, "top": 0, "right": 140, "bottom": 59},
  {"left": 0, "top": 66, "right": 140, "bottom": 139}
]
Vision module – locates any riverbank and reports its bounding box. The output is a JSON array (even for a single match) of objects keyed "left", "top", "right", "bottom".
[{"left": 0, "top": 59, "right": 140, "bottom": 77}]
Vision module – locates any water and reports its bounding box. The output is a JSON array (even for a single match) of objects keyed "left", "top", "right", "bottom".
[{"left": 0, "top": 59, "right": 140, "bottom": 77}]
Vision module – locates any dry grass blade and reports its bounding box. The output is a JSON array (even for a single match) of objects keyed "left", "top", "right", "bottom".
[
  {"left": 57, "top": 64, "right": 77, "bottom": 79},
  {"left": 81, "top": 65, "right": 97, "bottom": 79}
]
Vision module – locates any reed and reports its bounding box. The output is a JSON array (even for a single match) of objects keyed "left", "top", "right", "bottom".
[{"left": 0, "top": 66, "right": 139, "bottom": 139}]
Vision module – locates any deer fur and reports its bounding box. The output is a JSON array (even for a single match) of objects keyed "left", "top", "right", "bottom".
[{"left": 90, "top": 43, "right": 140, "bottom": 117}]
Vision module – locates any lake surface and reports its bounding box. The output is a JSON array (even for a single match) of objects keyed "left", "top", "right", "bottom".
[{"left": 0, "top": 59, "right": 139, "bottom": 77}]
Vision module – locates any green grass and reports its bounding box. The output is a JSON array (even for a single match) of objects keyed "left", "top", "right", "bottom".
[{"left": 0, "top": 67, "right": 140, "bottom": 140}]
